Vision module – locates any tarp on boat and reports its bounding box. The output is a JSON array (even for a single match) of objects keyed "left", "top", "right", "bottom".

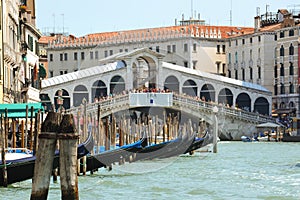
[
  {"left": 0, "top": 103, "right": 44, "bottom": 118},
  {"left": 256, "top": 122, "right": 283, "bottom": 128}
]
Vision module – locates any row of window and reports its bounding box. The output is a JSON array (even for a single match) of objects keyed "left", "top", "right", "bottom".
[
  {"left": 229, "top": 36, "right": 261, "bottom": 47},
  {"left": 228, "top": 43, "right": 295, "bottom": 65},
  {"left": 50, "top": 42, "right": 226, "bottom": 62},
  {"left": 229, "top": 29, "right": 296, "bottom": 46},
  {"left": 279, "top": 44, "right": 294, "bottom": 56},
  {"left": 278, "top": 29, "right": 295, "bottom": 39},
  {"left": 228, "top": 66, "right": 261, "bottom": 80},
  {"left": 274, "top": 83, "right": 294, "bottom": 95},
  {"left": 274, "top": 63, "right": 294, "bottom": 77}
]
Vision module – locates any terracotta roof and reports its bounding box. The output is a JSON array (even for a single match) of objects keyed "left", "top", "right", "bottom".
[
  {"left": 46, "top": 25, "right": 254, "bottom": 48},
  {"left": 259, "top": 23, "right": 282, "bottom": 32},
  {"left": 85, "top": 25, "right": 254, "bottom": 40}
]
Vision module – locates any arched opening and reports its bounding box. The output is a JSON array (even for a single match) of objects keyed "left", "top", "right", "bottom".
[
  {"left": 92, "top": 80, "right": 107, "bottom": 101},
  {"left": 164, "top": 76, "right": 179, "bottom": 93},
  {"left": 236, "top": 93, "right": 251, "bottom": 112},
  {"left": 254, "top": 97, "right": 269, "bottom": 115},
  {"left": 54, "top": 89, "right": 70, "bottom": 111},
  {"left": 132, "top": 56, "right": 157, "bottom": 89},
  {"left": 218, "top": 88, "right": 233, "bottom": 107},
  {"left": 40, "top": 93, "right": 52, "bottom": 112},
  {"left": 110, "top": 75, "right": 125, "bottom": 94},
  {"left": 200, "top": 84, "right": 215, "bottom": 102},
  {"left": 73, "top": 85, "right": 89, "bottom": 107},
  {"left": 182, "top": 79, "right": 197, "bottom": 96}
]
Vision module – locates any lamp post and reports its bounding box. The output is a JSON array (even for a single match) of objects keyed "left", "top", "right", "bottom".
[{"left": 212, "top": 106, "right": 219, "bottom": 153}]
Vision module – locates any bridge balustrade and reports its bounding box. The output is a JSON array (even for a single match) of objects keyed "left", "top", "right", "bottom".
[{"left": 66, "top": 92, "right": 274, "bottom": 124}]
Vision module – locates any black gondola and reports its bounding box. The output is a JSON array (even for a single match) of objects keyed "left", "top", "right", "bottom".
[
  {"left": 83, "top": 137, "right": 146, "bottom": 172},
  {"left": 0, "top": 132, "right": 94, "bottom": 186}
]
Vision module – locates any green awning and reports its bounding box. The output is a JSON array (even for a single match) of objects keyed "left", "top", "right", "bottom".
[{"left": 0, "top": 103, "right": 44, "bottom": 118}]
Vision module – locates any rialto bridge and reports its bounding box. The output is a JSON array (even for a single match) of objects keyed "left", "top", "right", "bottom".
[{"left": 40, "top": 48, "right": 273, "bottom": 140}]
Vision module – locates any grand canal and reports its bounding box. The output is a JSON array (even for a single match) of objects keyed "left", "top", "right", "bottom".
[{"left": 1, "top": 141, "right": 299, "bottom": 199}]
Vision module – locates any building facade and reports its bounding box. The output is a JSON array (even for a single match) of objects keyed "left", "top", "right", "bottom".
[
  {"left": 44, "top": 17, "right": 253, "bottom": 78},
  {"left": 0, "top": 0, "right": 41, "bottom": 103},
  {"left": 227, "top": 9, "right": 300, "bottom": 119}
]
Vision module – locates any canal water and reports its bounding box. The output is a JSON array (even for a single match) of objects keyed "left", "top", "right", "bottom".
[{"left": 1, "top": 141, "right": 300, "bottom": 200}]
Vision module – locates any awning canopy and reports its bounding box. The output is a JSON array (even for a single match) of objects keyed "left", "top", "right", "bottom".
[{"left": 0, "top": 103, "right": 44, "bottom": 118}]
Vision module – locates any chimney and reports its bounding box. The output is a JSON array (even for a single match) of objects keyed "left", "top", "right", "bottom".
[{"left": 254, "top": 16, "right": 261, "bottom": 32}]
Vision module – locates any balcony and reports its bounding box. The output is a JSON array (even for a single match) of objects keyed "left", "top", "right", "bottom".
[
  {"left": 234, "top": 62, "right": 239, "bottom": 70},
  {"left": 240, "top": 61, "right": 245, "bottom": 69},
  {"left": 227, "top": 63, "right": 232, "bottom": 70},
  {"left": 289, "top": 55, "right": 294, "bottom": 63},
  {"left": 257, "top": 58, "right": 261, "bottom": 66},
  {"left": 274, "top": 78, "right": 278, "bottom": 85},
  {"left": 280, "top": 76, "right": 284, "bottom": 84},
  {"left": 248, "top": 59, "right": 253, "bottom": 67},
  {"left": 280, "top": 56, "right": 284, "bottom": 64},
  {"left": 256, "top": 78, "right": 261, "bottom": 85}
]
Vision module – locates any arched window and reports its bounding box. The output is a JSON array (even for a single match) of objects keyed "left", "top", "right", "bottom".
[
  {"left": 280, "top": 64, "right": 284, "bottom": 76},
  {"left": 289, "top": 83, "right": 294, "bottom": 94},
  {"left": 289, "top": 43, "right": 294, "bottom": 55},
  {"left": 274, "top": 84, "right": 278, "bottom": 95},
  {"left": 182, "top": 79, "right": 197, "bottom": 96},
  {"left": 280, "top": 45, "right": 284, "bottom": 56},
  {"left": 200, "top": 84, "right": 215, "bottom": 102},
  {"left": 164, "top": 76, "right": 179, "bottom": 93},
  {"left": 274, "top": 65, "right": 278, "bottom": 78},
  {"left": 280, "top": 84, "right": 285, "bottom": 94},
  {"left": 289, "top": 63, "right": 294, "bottom": 75}
]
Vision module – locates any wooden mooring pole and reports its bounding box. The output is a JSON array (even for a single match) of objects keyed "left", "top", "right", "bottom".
[
  {"left": 30, "top": 112, "right": 61, "bottom": 200},
  {"left": 1, "top": 113, "right": 7, "bottom": 187},
  {"left": 58, "top": 114, "right": 79, "bottom": 200}
]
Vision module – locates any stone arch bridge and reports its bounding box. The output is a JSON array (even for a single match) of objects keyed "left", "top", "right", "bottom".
[{"left": 66, "top": 92, "right": 274, "bottom": 140}]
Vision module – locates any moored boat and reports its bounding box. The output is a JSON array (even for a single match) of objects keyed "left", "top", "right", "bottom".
[{"left": 0, "top": 132, "right": 94, "bottom": 186}]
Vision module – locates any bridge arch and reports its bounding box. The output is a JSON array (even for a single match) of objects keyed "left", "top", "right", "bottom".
[
  {"left": 92, "top": 80, "right": 107, "bottom": 101},
  {"left": 164, "top": 76, "right": 179, "bottom": 93},
  {"left": 254, "top": 97, "right": 269, "bottom": 115},
  {"left": 110, "top": 75, "right": 125, "bottom": 95},
  {"left": 236, "top": 92, "right": 251, "bottom": 112},
  {"left": 132, "top": 56, "right": 157, "bottom": 89},
  {"left": 218, "top": 88, "right": 233, "bottom": 107},
  {"left": 73, "top": 85, "right": 89, "bottom": 107},
  {"left": 54, "top": 89, "right": 70, "bottom": 111},
  {"left": 182, "top": 79, "right": 197, "bottom": 96},
  {"left": 200, "top": 84, "right": 215, "bottom": 102}
]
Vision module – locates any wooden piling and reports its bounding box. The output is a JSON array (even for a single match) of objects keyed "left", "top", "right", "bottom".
[
  {"left": 30, "top": 112, "right": 61, "bottom": 200},
  {"left": 29, "top": 106, "right": 34, "bottom": 150},
  {"left": 33, "top": 110, "right": 41, "bottom": 155},
  {"left": 58, "top": 114, "right": 79, "bottom": 200},
  {"left": 105, "top": 116, "right": 109, "bottom": 151},
  {"left": 20, "top": 120, "right": 25, "bottom": 148},
  {"left": 1, "top": 113, "right": 7, "bottom": 187}
]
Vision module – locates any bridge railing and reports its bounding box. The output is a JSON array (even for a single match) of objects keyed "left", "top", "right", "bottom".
[
  {"left": 67, "top": 94, "right": 130, "bottom": 116},
  {"left": 172, "top": 93, "right": 274, "bottom": 124},
  {"left": 66, "top": 92, "right": 274, "bottom": 124}
]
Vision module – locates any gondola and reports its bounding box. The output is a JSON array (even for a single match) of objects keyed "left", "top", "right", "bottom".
[
  {"left": 128, "top": 133, "right": 196, "bottom": 161},
  {"left": 82, "top": 137, "right": 146, "bottom": 172},
  {"left": 0, "top": 132, "right": 94, "bottom": 186},
  {"left": 184, "top": 132, "right": 213, "bottom": 155}
]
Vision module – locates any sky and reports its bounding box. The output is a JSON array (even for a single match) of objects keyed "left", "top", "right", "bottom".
[{"left": 35, "top": 0, "right": 300, "bottom": 37}]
